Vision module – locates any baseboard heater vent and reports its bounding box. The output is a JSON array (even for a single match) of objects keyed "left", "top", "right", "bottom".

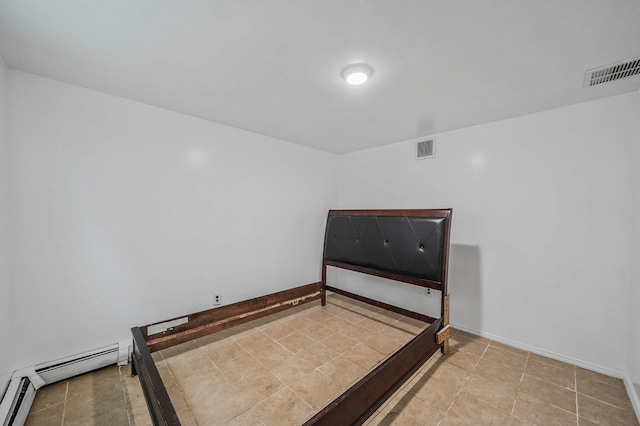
[
  {"left": 35, "top": 345, "right": 120, "bottom": 385},
  {"left": 0, "top": 377, "right": 36, "bottom": 426},
  {"left": 1, "top": 341, "right": 130, "bottom": 426}
]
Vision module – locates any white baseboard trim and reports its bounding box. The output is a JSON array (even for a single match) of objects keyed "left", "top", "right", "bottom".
[
  {"left": 452, "top": 323, "right": 640, "bottom": 423},
  {"left": 450, "top": 322, "right": 625, "bottom": 379},
  {"left": 624, "top": 375, "right": 640, "bottom": 423}
]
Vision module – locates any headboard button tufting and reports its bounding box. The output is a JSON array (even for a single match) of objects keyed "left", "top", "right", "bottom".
[{"left": 323, "top": 211, "right": 449, "bottom": 284}]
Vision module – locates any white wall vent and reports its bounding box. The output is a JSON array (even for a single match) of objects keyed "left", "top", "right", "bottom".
[
  {"left": 416, "top": 139, "right": 435, "bottom": 160},
  {"left": 583, "top": 57, "right": 640, "bottom": 87}
]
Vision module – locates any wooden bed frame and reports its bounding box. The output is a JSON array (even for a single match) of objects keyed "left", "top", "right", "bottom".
[{"left": 131, "top": 208, "right": 452, "bottom": 426}]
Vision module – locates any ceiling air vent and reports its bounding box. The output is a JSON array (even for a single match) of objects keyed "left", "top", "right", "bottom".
[
  {"left": 583, "top": 57, "right": 640, "bottom": 87},
  {"left": 416, "top": 139, "right": 435, "bottom": 160}
]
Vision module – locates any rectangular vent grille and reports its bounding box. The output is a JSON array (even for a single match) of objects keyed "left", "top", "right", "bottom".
[
  {"left": 584, "top": 57, "right": 640, "bottom": 87},
  {"left": 416, "top": 139, "right": 435, "bottom": 160}
]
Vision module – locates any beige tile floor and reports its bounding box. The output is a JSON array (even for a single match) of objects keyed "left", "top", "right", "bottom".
[{"left": 26, "top": 294, "right": 639, "bottom": 425}]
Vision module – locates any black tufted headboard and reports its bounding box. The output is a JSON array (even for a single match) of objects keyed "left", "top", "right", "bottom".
[{"left": 323, "top": 209, "right": 452, "bottom": 292}]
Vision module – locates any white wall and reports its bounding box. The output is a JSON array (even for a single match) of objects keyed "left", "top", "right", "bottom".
[
  {"left": 631, "top": 92, "right": 640, "bottom": 402},
  {"left": 335, "top": 91, "right": 639, "bottom": 375},
  {"left": 0, "top": 55, "right": 14, "bottom": 393},
  {"left": 7, "top": 70, "right": 336, "bottom": 367},
  {"left": 4, "top": 64, "right": 639, "bottom": 393}
]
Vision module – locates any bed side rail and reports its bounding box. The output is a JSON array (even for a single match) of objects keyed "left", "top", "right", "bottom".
[
  {"left": 131, "top": 327, "right": 180, "bottom": 426},
  {"left": 303, "top": 318, "right": 443, "bottom": 426}
]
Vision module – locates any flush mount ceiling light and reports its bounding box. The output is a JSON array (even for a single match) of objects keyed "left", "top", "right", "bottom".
[{"left": 342, "top": 63, "right": 373, "bottom": 85}]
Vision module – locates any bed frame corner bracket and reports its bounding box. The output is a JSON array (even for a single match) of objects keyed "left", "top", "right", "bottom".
[{"left": 435, "top": 324, "right": 451, "bottom": 345}]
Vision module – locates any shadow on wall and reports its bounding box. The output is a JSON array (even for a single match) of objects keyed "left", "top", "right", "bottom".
[{"left": 448, "top": 244, "right": 482, "bottom": 333}]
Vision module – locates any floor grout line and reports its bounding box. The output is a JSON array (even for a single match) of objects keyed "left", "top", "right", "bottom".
[{"left": 60, "top": 380, "right": 68, "bottom": 426}]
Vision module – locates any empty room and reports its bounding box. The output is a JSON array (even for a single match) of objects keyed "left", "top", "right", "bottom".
[{"left": 1, "top": 1, "right": 639, "bottom": 425}]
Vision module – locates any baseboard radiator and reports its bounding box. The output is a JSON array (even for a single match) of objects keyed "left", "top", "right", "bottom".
[
  {"left": 0, "top": 377, "right": 36, "bottom": 426},
  {"left": 0, "top": 341, "right": 130, "bottom": 426}
]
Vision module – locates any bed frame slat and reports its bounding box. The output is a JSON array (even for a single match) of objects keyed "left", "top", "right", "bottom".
[
  {"left": 324, "top": 260, "right": 443, "bottom": 290},
  {"left": 325, "top": 285, "right": 437, "bottom": 324}
]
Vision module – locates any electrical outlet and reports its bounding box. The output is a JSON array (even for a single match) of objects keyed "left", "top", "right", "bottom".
[
  {"left": 213, "top": 294, "right": 222, "bottom": 306},
  {"left": 425, "top": 288, "right": 432, "bottom": 297}
]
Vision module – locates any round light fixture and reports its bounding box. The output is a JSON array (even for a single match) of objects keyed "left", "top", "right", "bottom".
[{"left": 342, "top": 63, "right": 373, "bottom": 85}]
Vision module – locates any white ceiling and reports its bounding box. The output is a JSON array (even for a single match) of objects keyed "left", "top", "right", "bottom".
[{"left": 1, "top": 1, "right": 639, "bottom": 154}]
